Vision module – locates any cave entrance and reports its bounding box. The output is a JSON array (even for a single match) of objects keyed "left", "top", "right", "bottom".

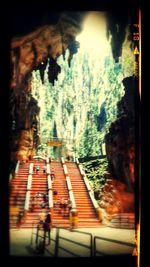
[{"left": 31, "top": 12, "right": 134, "bottom": 162}]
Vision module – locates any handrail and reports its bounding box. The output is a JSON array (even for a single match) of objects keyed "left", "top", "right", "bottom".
[
  {"left": 78, "top": 164, "right": 85, "bottom": 176},
  {"left": 46, "top": 158, "right": 49, "bottom": 164},
  {"left": 66, "top": 176, "right": 72, "bottom": 191},
  {"left": 63, "top": 164, "right": 68, "bottom": 175},
  {"left": 27, "top": 174, "right": 32, "bottom": 190},
  {"left": 93, "top": 235, "right": 135, "bottom": 256},
  {"left": 75, "top": 158, "right": 79, "bottom": 164},
  {"left": 69, "top": 190, "right": 76, "bottom": 209},
  {"left": 29, "top": 163, "right": 34, "bottom": 174},
  {"left": 65, "top": 170, "right": 76, "bottom": 209},
  {"left": 24, "top": 190, "right": 30, "bottom": 211},
  {"left": 48, "top": 189, "right": 53, "bottom": 208},
  {"left": 47, "top": 174, "right": 52, "bottom": 190},
  {"left": 82, "top": 175, "right": 91, "bottom": 192},
  {"left": 15, "top": 160, "right": 20, "bottom": 174},
  {"left": 61, "top": 157, "right": 65, "bottom": 164},
  {"left": 25, "top": 167, "right": 32, "bottom": 211},
  {"left": 55, "top": 227, "right": 93, "bottom": 257},
  {"left": 30, "top": 224, "right": 134, "bottom": 257},
  {"left": 89, "top": 191, "right": 99, "bottom": 209},
  {"left": 46, "top": 163, "right": 51, "bottom": 174},
  {"left": 76, "top": 158, "right": 101, "bottom": 219}
]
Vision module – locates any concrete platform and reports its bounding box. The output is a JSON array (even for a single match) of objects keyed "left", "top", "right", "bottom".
[{"left": 9, "top": 226, "right": 136, "bottom": 257}]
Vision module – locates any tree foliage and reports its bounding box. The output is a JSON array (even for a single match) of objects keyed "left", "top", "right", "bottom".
[
  {"left": 31, "top": 37, "right": 134, "bottom": 158},
  {"left": 82, "top": 158, "right": 108, "bottom": 191}
]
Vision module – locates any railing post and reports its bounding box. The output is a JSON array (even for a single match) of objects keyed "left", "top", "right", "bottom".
[
  {"left": 54, "top": 228, "right": 59, "bottom": 257},
  {"left": 30, "top": 221, "right": 34, "bottom": 245},
  {"left": 93, "top": 236, "right": 96, "bottom": 257},
  {"left": 90, "top": 234, "right": 93, "bottom": 257},
  {"left": 36, "top": 225, "right": 39, "bottom": 245}
]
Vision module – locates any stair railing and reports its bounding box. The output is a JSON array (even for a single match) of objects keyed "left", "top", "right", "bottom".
[
  {"left": 47, "top": 174, "right": 52, "bottom": 190},
  {"left": 24, "top": 190, "right": 30, "bottom": 213},
  {"left": 46, "top": 157, "right": 49, "bottom": 164},
  {"left": 61, "top": 157, "right": 65, "bottom": 164},
  {"left": 93, "top": 235, "right": 135, "bottom": 256},
  {"left": 24, "top": 162, "right": 33, "bottom": 217},
  {"left": 76, "top": 158, "right": 102, "bottom": 222},
  {"left": 61, "top": 157, "right": 77, "bottom": 225},
  {"left": 46, "top": 163, "right": 51, "bottom": 174},
  {"left": 62, "top": 158, "right": 75, "bottom": 206},
  {"left": 46, "top": 162, "right": 53, "bottom": 213},
  {"left": 29, "top": 162, "right": 34, "bottom": 174},
  {"left": 15, "top": 160, "right": 20, "bottom": 174},
  {"left": 48, "top": 187, "right": 53, "bottom": 210},
  {"left": 66, "top": 176, "right": 76, "bottom": 209},
  {"left": 54, "top": 227, "right": 93, "bottom": 257}
]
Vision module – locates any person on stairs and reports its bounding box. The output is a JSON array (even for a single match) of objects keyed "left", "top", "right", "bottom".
[
  {"left": 36, "top": 165, "right": 40, "bottom": 173},
  {"left": 30, "top": 196, "right": 35, "bottom": 212},
  {"left": 67, "top": 199, "right": 72, "bottom": 216},
  {"left": 51, "top": 169, "right": 55, "bottom": 182}
]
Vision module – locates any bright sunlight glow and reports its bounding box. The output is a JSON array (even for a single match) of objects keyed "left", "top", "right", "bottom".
[{"left": 76, "top": 12, "right": 111, "bottom": 56}]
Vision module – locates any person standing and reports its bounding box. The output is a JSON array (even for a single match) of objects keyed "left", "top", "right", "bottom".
[
  {"left": 43, "top": 211, "right": 52, "bottom": 245},
  {"left": 30, "top": 196, "right": 35, "bottom": 212},
  {"left": 16, "top": 211, "right": 24, "bottom": 229}
]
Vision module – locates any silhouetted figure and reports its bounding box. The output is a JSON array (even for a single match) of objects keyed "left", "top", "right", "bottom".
[
  {"left": 63, "top": 199, "right": 68, "bottom": 217},
  {"left": 33, "top": 165, "right": 36, "bottom": 173},
  {"left": 30, "top": 196, "right": 35, "bottom": 212},
  {"left": 68, "top": 199, "right": 72, "bottom": 215},
  {"left": 43, "top": 166, "right": 46, "bottom": 173},
  {"left": 60, "top": 198, "right": 65, "bottom": 214},
  {"left": 16, "top": 211, "right": 23, "bottom": 228},
  {"left": 13, "top": 192, "right": 20, "bottom": 206},
  {"left": 40, "top": 193, "right": 47, "bottom": 208},
  {"left": 44, "top": 212, "right": 52, "bottom": 245},
  {"left": 36, "top": 165, "right": 40, "bottom": 173},
  {"left": 36, "top": 192, "right": 42, "bottom": 208},
  {"left": 51, "top": 170, "right": 55, "bottom": 182}
]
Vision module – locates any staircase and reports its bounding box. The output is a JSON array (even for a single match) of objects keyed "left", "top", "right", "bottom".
[
  {"left": 9, "top": 162, "right": 29, "bottom": 228},
  {"left": 24, "top": 160, "right": 49, "bottom": 228},
  {"left": 66, "top": 162, "right": 101, "bottom": 227},
  {"left": 51, "top": 161, "right": 70, "bottom": 228},
  {"left": 9, "top": 159, "right": 101, "bottom": 229}
]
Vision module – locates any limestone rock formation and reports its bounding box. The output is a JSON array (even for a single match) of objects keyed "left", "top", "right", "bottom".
[
  {"left": 99, "top": 178, "right": 135, "bottom": 221},
  {"left": 105, "top": 76, "right": 138, "bottom": 193},
  {"left": 9, "top": 14, "right": 82, "bottom": 163}
]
